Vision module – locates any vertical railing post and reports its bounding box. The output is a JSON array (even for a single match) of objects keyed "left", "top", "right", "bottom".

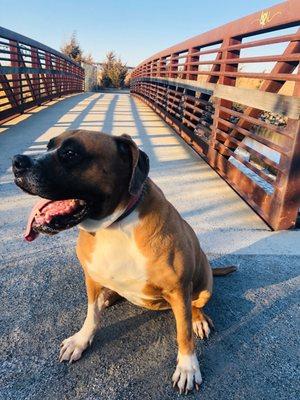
[
  {"left": 45, "top": 52, "right": 53, "bottom": 98},
  {"left": 169, "top": 53, "right": 179, "bottom": 79},
  {"left": 268, "top": 70, "right": 300, "bottom": 230},
  {"left": 150, "top": 60, "right": 154, "bottom": 78},
  {"left": 65, "top": 59, "right": 69, "bottom": 93},
  {"left": 208, "top": 37, "right": 241, "bottom": 159},
  {"left": 9, "top": 40, "right": 21, "bottom": 109},
  {"left": 56, "top": 56, "right": 62, "bottom": 96},
  {"left": 182, "top": 48, "right": 200, "bottom": 128},
  {"left": 152, "top": 59, "right": 158, "bottom": 78},
  {"left": 72, "top": 62, "right": 76, "bottom": 91},
  {"left": 182, "top": 47, "right": 199, "bottom": 81},
  {"left": 65, "top": 59, "right": 68, "bottom": 93},
  {"left": 147, "top": 61, "right": 151, "bottom": 77},
  {"left": 186, "top": 47, "right": 199, "bottom": 81},
  {"left": 31, "top": 47, "right": 41, "bottom": 104},
  {"left": 159, "top": 57, "right": 166, "bottom": 78}
]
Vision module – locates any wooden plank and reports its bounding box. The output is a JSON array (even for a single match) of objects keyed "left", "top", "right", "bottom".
[
  {"left": 214, "top": 84, "right": 300, "bottom": 120},
  {"left": 136, "top": 76, "right": 215, "bottom": 94},
  {"left": 135, "top": 76, "right": 300, "bottom": 119}
]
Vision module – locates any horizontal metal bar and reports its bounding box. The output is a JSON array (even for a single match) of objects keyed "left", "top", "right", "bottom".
[
  {"left": 134, "top": 69, "right": 300, "bottom": 82},
  {"left": 133, "top": 77, "right": 214, "bottom": 95},
  {"left": 184, "top": 70, "right": 300, "bottom": 82},
  {"left": 184, "top": 53, "right": 300, "bottom": 65},
  {"left": 0, "top": 66, "right": 81, "bottom": 77}
]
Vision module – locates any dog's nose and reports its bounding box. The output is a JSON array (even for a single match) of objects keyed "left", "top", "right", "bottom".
[{"left": 12, "top": 154, "right": 32, "bottom": 174}]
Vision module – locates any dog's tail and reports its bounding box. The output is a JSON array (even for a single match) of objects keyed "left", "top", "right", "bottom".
[{"left": 212, "top": 266, "right": 237, "bottom": 276}]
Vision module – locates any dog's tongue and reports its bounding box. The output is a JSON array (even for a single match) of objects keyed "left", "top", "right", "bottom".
[{"left": 24, "top": 198, "right": 52, "bottom": 242}]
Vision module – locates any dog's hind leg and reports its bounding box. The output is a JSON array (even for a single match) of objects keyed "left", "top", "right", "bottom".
[
  {"left": 59, "top": 273, "right": 107, "bottom": 363},
  {"left": 192, "top": 306, "right": 214, "bottom": 339},
  {"left": 192, "top": 290, "right": 214, "bottom": 339},
  {"left": 102, "top": 288, "right": 123, "bottom": 308}
]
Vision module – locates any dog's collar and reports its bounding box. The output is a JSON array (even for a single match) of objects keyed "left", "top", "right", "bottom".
[
  {"left": 84, "top": 181, "right": 147, "bottom": 235},
  {"left": 114, "top": 182, "right": 146, "bottom": 224}
]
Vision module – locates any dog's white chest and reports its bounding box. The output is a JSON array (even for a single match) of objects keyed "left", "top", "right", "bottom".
[{"left": 84, "top": 213, "right": 149, "bottom": 306}]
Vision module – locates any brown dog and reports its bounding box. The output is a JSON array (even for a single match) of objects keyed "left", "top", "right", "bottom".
[{"left": 12, "top": 129, "right": 234, "bottom": 394}]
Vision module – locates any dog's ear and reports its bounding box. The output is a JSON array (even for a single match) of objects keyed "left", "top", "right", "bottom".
[{"left": 116, "top": 134, "right": 149, "bottom": 195}]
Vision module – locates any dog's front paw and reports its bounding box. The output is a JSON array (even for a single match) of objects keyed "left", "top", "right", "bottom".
[
  {"left": 59, "top": 331, "right": 94, "bottom": 363},
  {"left": 172, "top": 352, "right": 202, "bottom": 394}
]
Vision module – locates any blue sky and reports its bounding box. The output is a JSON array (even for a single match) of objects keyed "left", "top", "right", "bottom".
[{"left": 0, "top": 0, "right": 281, "bottom": 66}]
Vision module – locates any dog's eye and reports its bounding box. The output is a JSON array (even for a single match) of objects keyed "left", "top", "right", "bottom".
[
  {"left": 58, "top": 138, "right": 85, "bottom": 166},
  {"left": 65, "top": 149, "right": 77, "bottom": 159},
  {"left": 59, "top": 148, "right": 80, "bottom": 164}
]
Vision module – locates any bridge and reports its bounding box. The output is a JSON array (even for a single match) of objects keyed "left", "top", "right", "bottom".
[{"left": 0, "top": 2, "right": 299, "bottom": 399}]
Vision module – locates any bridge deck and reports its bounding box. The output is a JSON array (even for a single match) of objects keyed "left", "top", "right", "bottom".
[{"left": 0, "top": 92, "right": 299, "bottom": 399}]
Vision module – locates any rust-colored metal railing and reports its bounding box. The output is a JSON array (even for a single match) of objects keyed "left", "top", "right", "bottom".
[
  {"left": 0, "top": 27, "right": 84, "bottom": 124},
  {"left": 131, "top": 0, "right": 300, "bottom": 230}
]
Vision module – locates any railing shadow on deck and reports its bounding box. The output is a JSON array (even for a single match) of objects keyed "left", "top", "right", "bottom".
[
  {"left": 0, "top": 93, "right": 93, "bottom": 175},
  {"left": 1, "top": 91, "right": 198, "bottom": 167}
]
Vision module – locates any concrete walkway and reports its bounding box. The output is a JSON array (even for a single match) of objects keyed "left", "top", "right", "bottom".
[{"left": 0, "top": 92, "right": 299, "bottom": 400}]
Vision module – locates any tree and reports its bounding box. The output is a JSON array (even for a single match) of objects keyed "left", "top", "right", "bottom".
[
  {"left": 100, "top": 51, "right": 128, "bottom": 88},
  {"left": 61, "top": 32, "right": 83, "bottom": 62},
  {"left": 82, "top": 53, "right": 94, "bottom": 64}
]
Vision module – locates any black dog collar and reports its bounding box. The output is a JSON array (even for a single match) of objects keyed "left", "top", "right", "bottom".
[{"left": 114, "top": 182, "right": 147, "bottom": 224}]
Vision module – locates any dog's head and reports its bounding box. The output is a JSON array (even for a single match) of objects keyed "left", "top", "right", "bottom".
[{"left": 12, "top": 129, "right": 149, "bottom": 239}]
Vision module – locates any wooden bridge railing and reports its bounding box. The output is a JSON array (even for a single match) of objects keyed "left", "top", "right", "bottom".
[
  {"left": 0, "top": 27, "right": 84, "bottom": 124},
  {"left": 131, "top": 0, "right": 300, "bottom": 230}
]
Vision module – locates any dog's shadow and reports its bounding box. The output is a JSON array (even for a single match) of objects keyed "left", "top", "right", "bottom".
[{"left": 92, "top": 304, "right": 167, "bottom": 351}]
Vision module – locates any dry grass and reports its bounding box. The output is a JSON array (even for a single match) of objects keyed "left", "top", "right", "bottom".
[
  {"left": 236, "top": 77, "right": 295, "bottom": 96},
  {"left": 195, "top": 74, "right": 295, "bottom": 96}
]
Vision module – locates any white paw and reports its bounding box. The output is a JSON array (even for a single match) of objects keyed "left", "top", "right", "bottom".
[
  {"left": 193, "top": 319, "right": 210, "bottom": 339},
  {"left": 172, "top": 352, "right": 202, "bottom": 394},
  {"left": 59, "top": 331, "right": 94, "bottom": 363}
]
